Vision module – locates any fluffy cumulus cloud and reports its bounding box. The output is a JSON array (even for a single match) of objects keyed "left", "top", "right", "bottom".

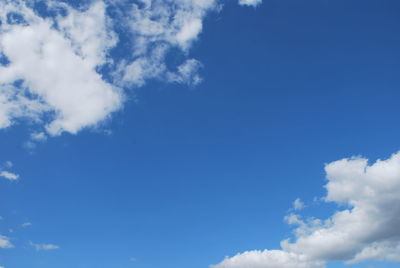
[
  {"left": 0, "top": 0, "right": 261, "bottom": 137},
  {"left": 29, "top": 241, "right": 59, "bottom": 251},
  {"left": 0, "top": 0, "right": 121, "bottom": 135},
  {"left": 238, "top": 0, "right": 263, "bottom": 7},
  {"left": 0, "top": 0, "right": 206, "bottom": 136},
  {"left": 213, "top": 250, "right": 324, "bottom": 268},
  {"left": 212, "top": 152, "right": 400, "bottom": 268}
]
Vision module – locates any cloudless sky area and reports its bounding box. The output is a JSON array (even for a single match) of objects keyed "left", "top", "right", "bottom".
[{"left": 1, "top": 0, "right": 400, "bottom": 268}]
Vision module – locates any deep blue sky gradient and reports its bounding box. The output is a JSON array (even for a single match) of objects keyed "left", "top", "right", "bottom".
[{"left": 2, "top": 0, "right": 400, "bottom": 267}]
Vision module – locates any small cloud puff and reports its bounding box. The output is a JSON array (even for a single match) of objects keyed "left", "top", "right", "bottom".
[
  {"left": 30, "top": 132, "right": 47, "bottom": 142},
  {"left": 238, "top": 0, "right": 262, "bottom": 7},
  {"left": 21, "top": 222, "right": 32, "bottom": 228},
  {"left": 29, "top": 241, "right": 59, "bottom": 251},
  {"left": 293, "top": 198, "right": 305, "bottom": 211},
  {"left": 0, "top": 171, "right": 19, "bottom": 181}
]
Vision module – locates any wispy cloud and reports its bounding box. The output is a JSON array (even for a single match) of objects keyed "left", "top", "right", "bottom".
[
  {"left": 292, "top": 198, "right": 305, "bottom": 211},
  {"left": 29, "top": 241, "right": 59, "bottom": 251},
  {"left": 0, "top": 171, "right": 19, "bottom": 181},
  {"left": 115, "top": 0, "right": 218, "bottom": 88},
  {"left": 21, "top": 222, "right": 32, "bottom": 228},
  {"left": 212, "top": 152, "right": 400, "bottom": 267},
  {"left": 238, "top": 0, "right": 263, "bottom": 7},
  {"left": 4, "top": 161, "right": 12, "bottom": 168},
  {"left": 30, "top": 132, "right": 47, "bottom": 142}
]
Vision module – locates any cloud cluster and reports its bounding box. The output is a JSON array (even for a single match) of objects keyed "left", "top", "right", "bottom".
[
  {"left": 0, "top": 217, "right": 58, "bottom": 253},
  {"left": 0, "top": 1, "right": 121, "bottom": 135},
  {"left": 0, "top": 0, "right": 260, "bottom": 137},
  {"left": 212, "top": 152, "right": 400, "bottom": 267},
  {"left": 0, "top": 161, "right": 19, "bottom": 181},
  {"left": 114, "top": 0, "right": 216, "bottom": 87}
]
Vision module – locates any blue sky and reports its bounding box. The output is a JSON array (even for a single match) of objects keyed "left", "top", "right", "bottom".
[{"left": 1, "top": 0, "right": 400, "bottom": 268}]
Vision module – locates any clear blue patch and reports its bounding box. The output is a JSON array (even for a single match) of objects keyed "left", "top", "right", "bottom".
[
  {"left": 164, "top": 46, "right": 188, "bottom": 70},
  {"left": 0, "top": 52, "right": 10, "bottom": 66},
  {"left": 33, "top": 1, "right": 68, "bottom": 19},
  {"left": 6, "top": 12, "right": 28, "bottom": 25},
  {"left": 12, "top": 79, "right": 24, "bottom": 89}
]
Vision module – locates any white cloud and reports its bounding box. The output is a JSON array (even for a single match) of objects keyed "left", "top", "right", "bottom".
[
  {"left": 212, "top": 152, "right": 400, "bottom": 267},
  {"left": 1, "top": 160, "right": 20, "bottom": 180},
  {"left": 167, "top": 59, "right": 203, "bottom": 86},
  {"left": 0, "top": 235, "right": 13, "bottom": 249},
  {"left": 0, "top": 0, "right": 258, "bottom": 137},
  {"left": 292, "top": 198, "right": 304, "bottom": 211},
  {"left": 29, "top": 241, "right": 59, "bottom": 251},
  {"left": 117, "top": 0, "right": 217, "bottom": 87},
  {"left": 25, "top": 131, "right": 48, "bottom": 149},
  {"left": 0, "top": 171, "right": 19, "bottom": 181},
  {"left": 30, "top": 132, "right": 47, "bottom": 142},
  {"left": 4, "top": 161, "right": 12, "bottom": 168},
  {"left": 238, "top": 0, "right": 262, "bottom": 7},
  {"left": 212, "top": 250, "right": 324, "bottom": 268},
  {"left": 0, "top": 0, "right": 121, "bottom": 135},
  {"left": 126, "top": 0, "right": 216, "bottom": 50},
  {"left": 0, "top": 0, "right": 215, "bottom": 135},
  {"left": 21, "top": 222, "right": 32, "bottom": 228}
]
